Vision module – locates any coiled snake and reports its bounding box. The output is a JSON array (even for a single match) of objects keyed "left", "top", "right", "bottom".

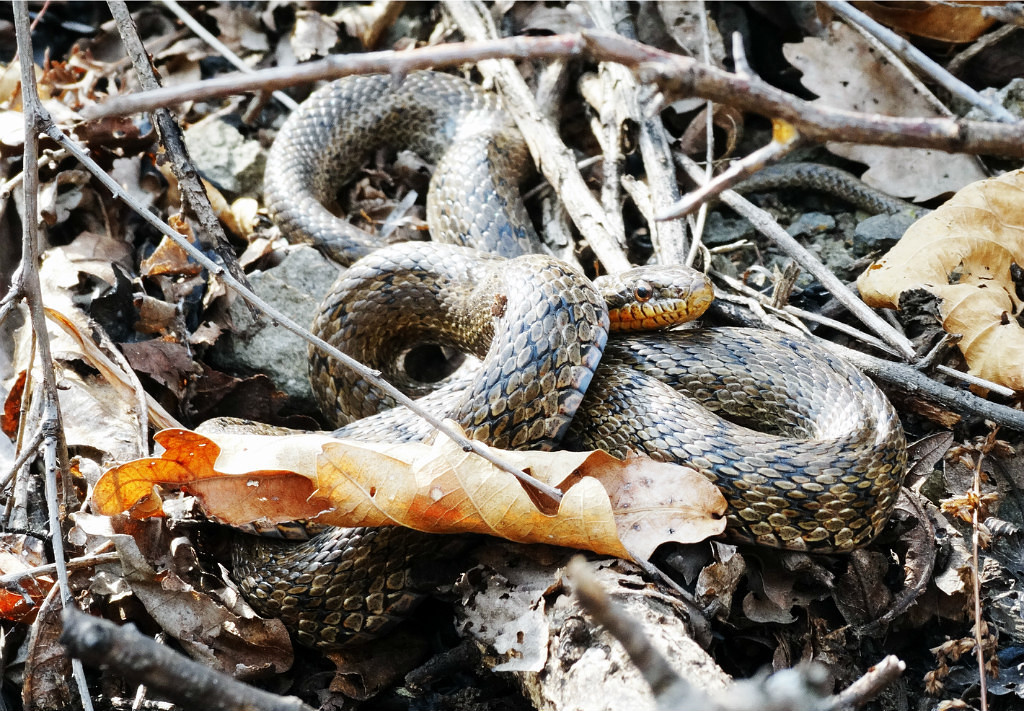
[{"left": 234, "top": 71, "right": 907, "bottom": 650}]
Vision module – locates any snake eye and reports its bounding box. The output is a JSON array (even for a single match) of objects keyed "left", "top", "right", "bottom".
[{"left": 632, "top": 281, "right": 653, "bottom": 303}]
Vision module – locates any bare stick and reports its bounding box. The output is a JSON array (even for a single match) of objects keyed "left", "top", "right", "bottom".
[
  {"left": 584, "top": 31, "right": 1024, "bottom": 158},
  {"left": 824, "top": 341, "right": 1024, "bottom": 432},
  {"left": 445, "top": 1, "right": 632, "bottom": 273},
  {"left": 158, "top": 0, "right": 299, "bottom": 111},
  {"left": 60, "top": 608, "right": 315, "bottom": 711},
  {"left": 569, "top": 558, "right": 904, "bottom": 710},
  {"left": 12, "top": 4, "right": 92, "bottom": 708},
  {"left": 107, "top": 0, "right": 251, "bottom": 298},
  {"left": 0, "top": 551, "right": 121, "bottom": 588},
  {"left": 584, "top": 1, "right": 689, "bottom": 265},
  {"left": 824, "top": 0, "right": 1017, "bottom": 123},
  {"left": 0, "top": 425, "right": 44, "bottom": 492},
  {"left": 82, "top": 31, "right": 1024, "bottom": 159},
  {"left": 675, "top": 153, "right": 918, "bottom": 360},
  {"left": 81, "top": 34, "right": 588, "bottom": 119},
  {"left": 824, "top": 655, "right": 906, "bottom": 711},
  {"left": 34, "top": 102, "right": 565, "bottom": 506},
  {"left": 659, "top": 121, "right": 802, "bottom": 220}
]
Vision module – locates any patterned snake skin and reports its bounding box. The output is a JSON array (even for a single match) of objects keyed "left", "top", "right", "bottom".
[{"left": 235, "top": 71, "right": 908, "bottom": 650}]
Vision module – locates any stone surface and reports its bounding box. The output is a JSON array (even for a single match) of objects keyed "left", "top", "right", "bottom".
[
  {"left": 852, "top": 210, "right": 920, "bottom": 257},
  {"left": 184, "top": 117, "right": 266, "bottom": 195},
  {"left": 212, "top": 245, "right": 341, "bottom": 409}
]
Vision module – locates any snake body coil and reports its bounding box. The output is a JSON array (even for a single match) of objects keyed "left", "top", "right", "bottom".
[{"left": 242, "top": 71, "right": 908, "bottom": 650}]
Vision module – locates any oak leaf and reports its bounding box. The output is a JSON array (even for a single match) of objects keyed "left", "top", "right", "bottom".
[
  {"left": 783, "top": 21, "right": 986, "bottom": 201},
  {"left": 857, "top": 169, "right": 1024, "bottom": 391}
]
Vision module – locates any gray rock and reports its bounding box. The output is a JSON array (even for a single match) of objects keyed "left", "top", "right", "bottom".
[
  {"left": 702, "top": 211, "right": 755, "bottom": 246},
  {"left": 213, "top": 246, "right": 341, "bottom": 408},
  {"left": 786, "top": 211, "right": 835, "bottom": 238},
  {"left": 853, "top": 211, "right": 919, "bottom": 257},
  {"left": 183, "top": 117, "right": 266, "bottom": 195}
]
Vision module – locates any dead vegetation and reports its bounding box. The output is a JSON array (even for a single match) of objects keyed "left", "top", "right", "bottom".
[{"left": 1, "top": 2, "right": 1024, "bottom": 710}]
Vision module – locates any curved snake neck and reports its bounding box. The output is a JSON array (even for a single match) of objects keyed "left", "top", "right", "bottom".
[{"left": 245, "top": 70, "right": 909, "bottom": 651}]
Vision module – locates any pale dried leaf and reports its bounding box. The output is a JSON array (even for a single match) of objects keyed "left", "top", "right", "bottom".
[
  {"left": 857, "top": 169, "right": 1024, "bottom": 390},
  {"left": 783, "top": 21, "right": 985, "bottom": 201}
]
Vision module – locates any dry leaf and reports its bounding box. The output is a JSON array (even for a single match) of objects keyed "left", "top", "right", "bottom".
[
  {"left": 854, "top": 1, "right": 998, "bottom": 44},
  {"left": 94, "top": 428, "right": 727, "bottom": 561},
  {"left": 857, "top": 169, "right": 1024, "bottom": 391},
  {"left": 783, "top": 21, "right": 986, "bottom": 201}
]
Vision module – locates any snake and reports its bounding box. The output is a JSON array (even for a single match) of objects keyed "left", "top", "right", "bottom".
[{"left": 234, "top": 71, "right": 908, "bottom": 650}]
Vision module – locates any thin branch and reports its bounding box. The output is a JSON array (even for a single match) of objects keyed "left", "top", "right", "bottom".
[
  {"left": 674, "top": 153, "right": 918, "bottom": 360},
  {"left": 659, "top": 122, "right": 802, "bottom": 220},
  {"left": 81, "top": 34, "right": 588, "bottom": 119},
  {"left": 107, "top": 0, "right": 251, "bottom": 297},
  {"left": 35, "top": 98, "right": 565, "bottom": 507},
  {"left": 13, "top": 5, "right": 90, "bottom": 708},
  {"left": 60, "top": 608, "right": 316, "bottom": 711},
  {"left": 0, "top": 425, "right": 44, "bottom": 492},
  {"left": 568, "top": 557, "right": 905, "bottom": 710},
  {"left": 81, "top": 31, "right": 1024, "bottom": 159},
  {"left": 824, "top": 0, "right": 1017, "bottom": 123},
  {"left": 585, "top": 1, "right": 690, "bottom": 265},
  {"left": 824, "top": 341, "right": 1024, "bottom": 433},
  {"left": 0, "top": 551, "right": 121, "bottom": 588},
  {"left": 158, "top": 0, "right": 299, "bottom": 111},
  {"left": 585, "top": 31, "right": 1024, "bottom": 158}
]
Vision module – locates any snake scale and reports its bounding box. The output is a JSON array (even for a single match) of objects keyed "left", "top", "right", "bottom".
[{"left": 234, "top": 71, "right": 907, "bottom": 650}]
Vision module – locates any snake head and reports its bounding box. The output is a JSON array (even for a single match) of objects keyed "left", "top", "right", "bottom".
[{"left": 595, "top": 266, "right": 714, "bottom": 332}]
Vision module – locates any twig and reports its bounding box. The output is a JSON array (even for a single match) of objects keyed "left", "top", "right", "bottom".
[
  {"left": 568, "top": 558, "right": 904, "bottom": 710},
  {"left": 584, "top": 1, "right": 689, "bottom": 265},
  {"left": 34, "top": 91, "right": 566, "bottom": 507},
  {"left": 0, "top": 425, "right": 44, "bottom": 492},
  {"left": 444, "top": 1, "right": 632, "bottom": 273},
  {"left": 658, "top": 117, "right": 803, "bottom": 220},
  {"left": 824, "top": 342, "right": 1024, "bottom": 433},
  {"left": 824, "top": 0, "right": 1017, "bottom": 123},
  {"left": 0, "top": 552, "right": 121, "bottom": 588},
  {"left": 107, "top": 0, "right": 251, "bottom": 299},
  {"left": 158, "top": 0, "right": 298, "bottom": 111},
  {"left": 684, "top": 0, "right": 716, "bottom": 269},
  {"left": 970, "top": 430, "right": 994, "bottom": 711},
  {"left": 946, "top": 25, "right": 1020, "bottom": 77},
  {"left": 82, "top": 31, "right": 1024, "bottom": 159},
  {"left": 584, "top": 31, "right": 1024, "bottom": 158},
  {"left": 824, "top": 655, "right": 906, "bottom": 711},
  {"left": 12, "top": 4, "right": 92, "bottom": 708},
  {"left": 81, "top": 34, "right": 588, "bottom": 119},
  {"left": 60, "top": 608, "right": 316, "bottom": 711},
  {"left": 710, "top": 269, "right": 898, "bottom": 356},
  {"left": 674, "top": 153, "right": 918, "bottom": 360}
]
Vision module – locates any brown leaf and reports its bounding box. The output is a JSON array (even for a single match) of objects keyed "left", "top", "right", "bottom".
[
  {"left": 853, "top": 1, "right": 998, "bottom": 44},
  {"left": 857, "top": 169, "right": 1024, "bottom": 391},
  {"left": 94, "top": 428, "right": 727, "bottom": 561},
  {"left": 120, "top": 340, "right": 200, "bottom": 400},
  {"left": 2, "top": 370, "right": 26, "bottom": 438},
  {"left": 92, "top": 429, "right": 333, "bottom": 526}
]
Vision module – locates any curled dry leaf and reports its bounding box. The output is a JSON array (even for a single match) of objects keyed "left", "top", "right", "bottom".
[
  {"left": 93, "top": 428, "right": 727, "bottom": 561},
  {"left": 857, "top": 169, "right": 1024, "bottom": 391}
]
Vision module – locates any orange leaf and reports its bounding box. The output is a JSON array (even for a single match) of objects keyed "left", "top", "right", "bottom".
[
  {"left": 93, "top": 429, "right": 334, "bottom": 525},
  {"left": 94, "top": 427, "right": 727, "bottom": 561}
]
